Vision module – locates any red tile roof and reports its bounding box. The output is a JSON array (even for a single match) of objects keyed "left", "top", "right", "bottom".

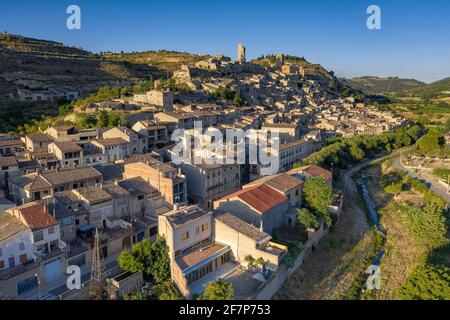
[
  {"left": 302, "top": 165, "right": 332, "bottom": 182},
  {"left": 220, "top": 184, "right": 288, "bottom": 214},
  {"left": 16, "top": 203, "right": 57, "bottom": 230},
  {"left": 289, "top": 164, "right": 332, "bottom": 183}
]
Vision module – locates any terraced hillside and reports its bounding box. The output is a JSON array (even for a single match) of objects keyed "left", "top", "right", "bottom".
[
  {"left": 104, "top": 50, "right": 209, "bottom": 73},
  {"left": 343, "top": 76, "right": 425, "bottom": 96},
  {"left": 406, "top": 77, "right": 450, "bottom": 100},
  {"left": 253, "top": 54, "right": 335, "bottom": 81},
  {"left": 0, "top": 34, "right": 163, "bottom": 99}
]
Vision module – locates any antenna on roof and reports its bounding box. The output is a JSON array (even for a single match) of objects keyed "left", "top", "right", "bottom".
[{"left": 89, "top": 228, "right": 103, "bottom": 300}]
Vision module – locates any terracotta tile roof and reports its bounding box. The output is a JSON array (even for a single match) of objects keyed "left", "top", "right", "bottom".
[
  {"left": 73, "top": 186, "right": 112, "bottom": 204},
  {"left": 27, "top": 133, "right": 54, "bottom": 143},
  {"left": 0, "top": 139, "right": 24, "bottom": 148},
  {"left": 219, "top": 184, "right": 288, "bottom": 214},
  {"left": 245, "top": 173, "right": 303, "bottom": 193},
  {"left": 94, "top": 138, "right": 128, "bottom": 147},
  {"left": 9, "top": 173, "right": 52, "bottom": 191},
  {"left": 0, "top": 212, "right": 29, "bottom": 242},
  {"left": 0, "top": 156, "right": 18, "bottom": 167},
  {"left": 163, "top": 205, "right": 210, "bottom": 228},
  {"left": 42, "top": 167, "right": 102, "bottom": 186},
  {"left": 262, "top": 123, "right": 298, "bottom": 128},
  {"left": 289, "top": 164, "right": 332, "bottom": 182},
  {"left": 14, "top": 203, "right": 57, "bottom": 230},
  {"left": 265, "top": 174, "right": 303, "bottom": 192},
  {"left": 118, "top": 177, "right": 157, "bottom": 197},
  {"left": 215, "top": 212, "right": 270, "bottom": 242},
  {"left": 52, "top": 141, "right": 83, "bottom": 153}
]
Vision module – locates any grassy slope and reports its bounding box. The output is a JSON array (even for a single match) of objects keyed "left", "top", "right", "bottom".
[{"left": 343, "top": 76, "right": 425, "bottom": 96}]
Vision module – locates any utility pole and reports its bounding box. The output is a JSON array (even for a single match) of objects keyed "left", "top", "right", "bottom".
[{"left": 89, "top": 228, "right": 103, "bottom": 300}]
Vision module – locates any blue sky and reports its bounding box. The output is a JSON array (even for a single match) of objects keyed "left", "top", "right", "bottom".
[{"left": 1, "top": 0, "right": 449, "bottom": 83}]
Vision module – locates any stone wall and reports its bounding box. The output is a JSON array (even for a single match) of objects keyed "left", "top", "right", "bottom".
[{"left": 252, "top": 223, "right": 327, "bottom": 300}]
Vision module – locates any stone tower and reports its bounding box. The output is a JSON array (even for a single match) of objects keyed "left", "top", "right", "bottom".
[
  {"left": 276, "top": 54, "right": 284, "bottom": 69},
  {"left": 237, "top": 43, "right": 246, "bottom": 64}
]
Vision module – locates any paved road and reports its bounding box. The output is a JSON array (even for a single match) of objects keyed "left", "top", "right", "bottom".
[
  {"left": 29, "top": 260, "right": 119, "bottom": 300},
  {"left": 392, "top": 157, "right": 450, "bottom": 203}
]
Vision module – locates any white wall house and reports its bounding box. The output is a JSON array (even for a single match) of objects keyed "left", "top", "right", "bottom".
[{"left": 0, "top": 214, "right": 34, "bottom": 271}]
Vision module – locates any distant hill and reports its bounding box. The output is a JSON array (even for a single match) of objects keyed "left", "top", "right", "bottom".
[
  {"left": 342, "top": 76, "right": 425, "bottom": 96},
  {"left": 406, "top": 77, "right": 450, "bottom": 100}
]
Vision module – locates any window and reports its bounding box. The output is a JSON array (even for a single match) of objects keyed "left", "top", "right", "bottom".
[
  {"left": 180, "top": 231, "right": 189, "bottom": 241},
  {"left": 48, "top": 227, "right": 55, "bottom": 234},
  {"left": 0, "top": 248, "right": 3, "bottom": 256},
  {"left": 20, "top": 254, "right": 27, "bottom": 264},
  {"left": 0, "top": 260, "right": 4, "bottom": 269},
  {"left": 33, "top": 230, "right": 44, "bottom": 242},
  {"left": 149, "top": 226, "right": 158, "bottom": 237},
  {"left": 195, "top": 226, "right": 200, "bottom": 235},
  {"left": 202, "top": 223, "right": 208, "bottom": 232},
  {"left": 19, "top": 242, "right": 25, "bottom": 251}
]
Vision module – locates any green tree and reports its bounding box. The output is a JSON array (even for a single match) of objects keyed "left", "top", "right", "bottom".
[
  {"left": 123, "top": 290, "right": 148, "bottom": 300},
  {"left": 297, "top": 208, "right": 319, "bottom": 229},
  {"left": 384, "top": 182, "right": 404, "bottom": 196},
  {"left": 244, "top": 255, "right": 256, "bottom": 269},
  {"left": 200, "top": 279, "right": 234, "bottom": 300},
  {"left": 395, "top": 264, "right": 450, "bottom": 300},
  {"left": 118, "top": 236, "right": 171, "bottom": 283},
  {"left": 255, "top": 257, "right": 266, "bottom": 268},
  {"left": 349, "top": 144, "right": 365, "bottom": 161},
  {"left": 385, "top": 143, "right": 392, "bottom": 152},
  {"left": 416, "top": 132, "right": 443, "bottom": 155},
  {"left": 97, "top": 110, "right": 110, "bottom": 128},
  {"left": 75, "top": 113, "right": 97, "bottom": 129},
  {"left": 302, "top": 176, "right": 333, "bottom": 226},
  {"left": 149, "top": 237, "right": 172, "bottom": 283},
  {"left": 109, "top": 111, "right": 128, "bottom": 127},
  {"left": 154, "top": 282, "right": 183, "bottom": 300}
]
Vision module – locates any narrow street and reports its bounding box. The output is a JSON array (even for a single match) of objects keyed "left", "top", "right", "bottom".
[{"left": 391, "top": 157, "right": 450, "bottom": 203}]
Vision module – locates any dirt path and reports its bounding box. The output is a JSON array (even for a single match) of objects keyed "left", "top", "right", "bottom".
[{"left": 273, "top": 160, "right": 376, "bottom": 300}]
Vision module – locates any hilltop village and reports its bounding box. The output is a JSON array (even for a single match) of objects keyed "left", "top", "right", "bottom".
[{"left": 0, "top": 43, "right": 407, "bottom": 300}]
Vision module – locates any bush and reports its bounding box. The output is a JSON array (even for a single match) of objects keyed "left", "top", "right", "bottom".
[
  {"left": 304, "top": 125, "right": 422, "bottom": 168},
  {"left": 303, "top": 176, "right": 333, "bottom": 226},
  {"left": 118, "top": 237, "right": 171, "bottom": 284},
  {"left": 123, "top": 289, "right": 148, "bottom": 300},
  {"left": 297, "top": 208, "right": 319, "bottom": 229},
  {"left": 384, "top": 182, "right": 404, "bottom": 196},
  {"left": 395, "top": 264, "right": 450, "bottom": 300},
  {"left": 200, "top": 279, "right": 234, "bottom": 300},
  {"left": 154, "top": 282, "right": 183, "bottom": 300}
]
